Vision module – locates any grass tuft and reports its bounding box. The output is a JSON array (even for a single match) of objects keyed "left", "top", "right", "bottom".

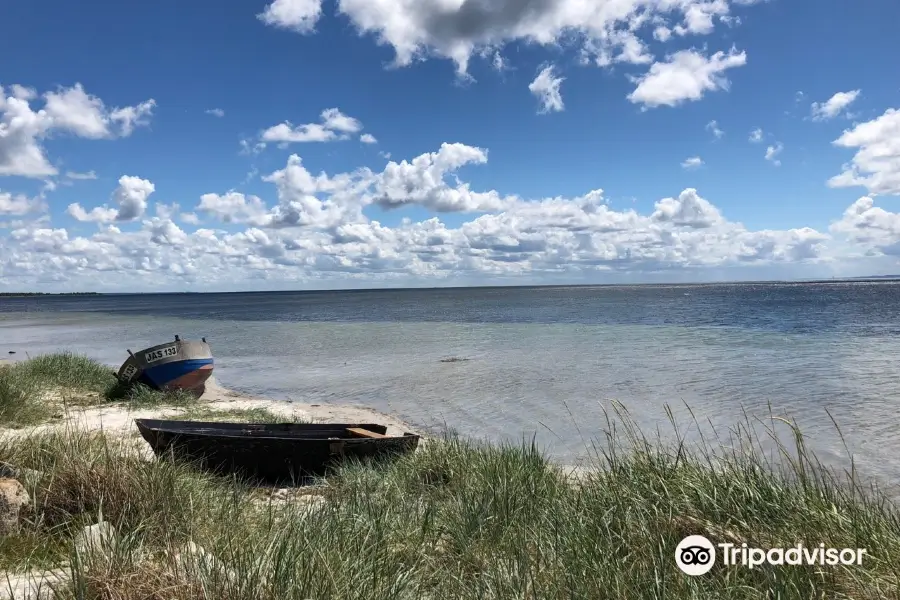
[
  {"left": 0, "top": 353, "right": 200, "bottom": 426},
  {"left": 166, "top": 406, "right": 310, "bottom": 424}
]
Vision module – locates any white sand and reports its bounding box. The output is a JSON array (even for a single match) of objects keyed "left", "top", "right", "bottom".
[{"left": 0, "top": 368, "right": 420, "bottom": 439}]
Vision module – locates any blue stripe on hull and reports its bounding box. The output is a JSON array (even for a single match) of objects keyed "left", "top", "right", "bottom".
[{"left": 142, "top": 358, "right": 214, "bottom": 389}]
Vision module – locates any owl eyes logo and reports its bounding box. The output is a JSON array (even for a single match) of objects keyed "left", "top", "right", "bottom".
[{"left": 675, "top": 535, "right": 716, "bottom": 575}]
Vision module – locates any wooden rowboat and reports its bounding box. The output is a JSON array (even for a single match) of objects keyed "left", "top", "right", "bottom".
[{"left": 134, "top": 418, "right": 420, "bottom": 482}]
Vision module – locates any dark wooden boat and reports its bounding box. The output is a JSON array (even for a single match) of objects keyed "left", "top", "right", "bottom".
[{"left": 134, "top": 418, "right": 420, "bottom": 482}]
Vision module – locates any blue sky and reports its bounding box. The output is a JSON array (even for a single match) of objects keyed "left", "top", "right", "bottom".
[{"left": 1, "top": 0, "right": 899, "bottom": 291}]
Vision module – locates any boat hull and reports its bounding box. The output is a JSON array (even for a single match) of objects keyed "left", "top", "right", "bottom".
[
  {"left": 118, "top": 339, "right": 214, "bottom": 392},
  {"left": 134, "top": 419, "right": 420, "bottom": 482}
]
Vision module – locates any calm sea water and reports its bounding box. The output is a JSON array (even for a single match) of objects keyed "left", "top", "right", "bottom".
[{"left": 2, "top": 283, "right": 900, "bottom": 490}]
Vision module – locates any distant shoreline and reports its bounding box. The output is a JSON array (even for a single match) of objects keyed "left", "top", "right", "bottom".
[
  {"left": 0, "top": 292, "right": 103, "bottom": 297},
  {"left": 3, "top": 277, "right": 900, "bottom": 296}
]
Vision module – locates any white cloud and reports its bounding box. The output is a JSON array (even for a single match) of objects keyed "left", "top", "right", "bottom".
[
  {"left": 765, "top": 142, "right": 783, "bottom": 166},
  {"left": 360, "top": 133, "right": 378, "bottom": 144},
  {"left": 315, "top": 0, "right": 759, "bottom": 77},
  {"left": 321, "top": 108, "right": 362, "bottom": 133},
  {"left": 3, "top": 141, "right": 875, "bottom": 291},
  {"left": 261, "top": 122, "right": 337, "bottom": 143},
  {"left": 66, "top": 170, "right": 98, "bottom": 180},
  {"left": 811, "top": 90, "right": 861, "bottom": 121},
  {"left": 651, "top": 188, "right": 722, "bottom": 227},
  {"left": 260, "top": 108, "right": 364, "bottom": 144},
  {"left": 198, "top": 192, "right": 270, "bottom": 225},
  {"left": 206, "top": 108, "right": 225, "bottom": 118},
  {"left": 830, "top": 196, "right": 900, "bottom": 256},
  {"left": 257, "top": 0, "right": 322, "bottom": 33},
  {"left": 240, "top": 139, "right": 267, "bottom": 155},
  {"left": 653, "top": 26, "right": 672, "bottom": 42},
  {"left": 749, "top": 127, "right": 763, "bottom": 143},
  {"left": 374, "top": 143, "right": 514, "bottom": 212},
  {"left": 0, "top": 191, "right": 45, "bottom": 216},
  {"left": 529, "top": 65, "right": 565, "bottom": 114},
  {"left": 109, "top": 100, "right": 156, "bottom": 136},
  {"left": 673, "top": 0, "right": 731, "bottom": 36},
  {"left": 0, "top": 83, "right": 155, "bottom": 178},
  {"left": 681, "top": 156, "right": 704, "bottom": 169},
  {"left": 492, "top": 52, "right": 508, "bottom": 72},
  {"left": 706, "top": 120, "right": 724, "bottom": 138},
  {"left": 66, "top": 175, "right": 155, "bottom": 223},
  {"left": 627, "top": 47, "right": 747, "bottom": 109},
  {"left": 828, "top": 108, "right": 900, "bottom": 195}
]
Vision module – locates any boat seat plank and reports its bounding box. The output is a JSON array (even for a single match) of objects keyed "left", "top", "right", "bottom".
[{"left": 347, "top": 427, "right": 388, "bottom": 439}]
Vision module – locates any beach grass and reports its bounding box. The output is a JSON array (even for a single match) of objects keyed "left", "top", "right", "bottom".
[
  {"left": 166, "top": 405, "right": 310, "bottom": 423},
  {"left": 1, "top": 407, "right": 899, "bottom": 599},
  {"left": 0, "top": 353, "right": 198, "bottom": 426}
]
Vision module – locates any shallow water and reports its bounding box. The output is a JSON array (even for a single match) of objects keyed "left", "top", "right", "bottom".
[{"left": 2, "top": 283, "right": 899, "bottom": 491}]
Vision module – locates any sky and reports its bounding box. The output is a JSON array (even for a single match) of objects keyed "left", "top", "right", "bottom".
[{"left": 1, "top": 0, "right": 899, "bottom": 292}]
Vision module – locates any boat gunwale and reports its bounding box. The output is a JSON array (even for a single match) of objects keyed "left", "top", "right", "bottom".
[{"left": 134, "top": 419, "right": 417, "bottom": 442}]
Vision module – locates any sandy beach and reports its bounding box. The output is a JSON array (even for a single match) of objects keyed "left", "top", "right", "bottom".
[{"left": 0, "top": 356, "right": 420, "bottom": 439}]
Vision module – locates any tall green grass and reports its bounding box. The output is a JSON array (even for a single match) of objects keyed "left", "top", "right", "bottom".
[
  {"left": 166, "top": 406, "right": 311, "bottom": 423},
  {"left": 0, "top": 406, "right": 897, "bottom": 599},
  {"left": 0, "top": 353, "right": 198, "bottom": 426}
]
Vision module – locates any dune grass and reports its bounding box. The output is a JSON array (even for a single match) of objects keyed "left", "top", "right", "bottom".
[
  {"left": 0, "top": 353, "right": 198, "bottom": 426},
  {"left": 166, "top": 406, "right": 310, "bottom": 424},
  {"left": 0, "top": 407, "right": 898, "bottom": 599}
]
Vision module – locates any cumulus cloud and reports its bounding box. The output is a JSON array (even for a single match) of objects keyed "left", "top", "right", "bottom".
[
  {"left": 66, "top": 175, "right": 156, "bottom": 223},
  {"left": 681, "top": 156, "right": 704, "bottom": 169},
  {"left": 765, "top": 142, "right": 783, "bottom": 166},
  {"left": 653, "top": 26, "right": 672, "bottom": 42},
  {"left": 828, "top": 108, "right": 900, "bottom": 195},
  {"left": 749, "top": 127, "right": 763, "bottom": 143},
  {"left": 529, "top": 65, "right": 565, "bottom": 114},
  {"left": 830, "top": 195, "right": 900, "bottom": 256},
  {"left": 492, "top": 52, "right": 508, "bottom": 72},
  {"left": 651, "top": 188, "right": 722, "bottom": 227},
  {"left": 257, "top": 0, "right": 322, "bottom": 33},
  {"left": 261, "top": 108, "right": 365, "bottom": 144},
  {"left": 265, "top": 0, "right": 760, "bottom": 78},
  {"left": 0, "top": 83, "right": 155, "bottom": 178},
  {"left": 206, "top": 108, "right": 225, "bottom": 118},
  {"left": 706, "top": 120, "right": 724, "bottom": 139},
  {"left": 360, "top": 133, "right": 378, "bottom": 144},
  {"left": 0, "top": 191, "right": 46, "bottom": 216},
  {"left": 0, "top": 139, "right": 850, "bottom": 290},
  {"left": 811, "top": 90, "right": 861, "bottom": 121},
  {"left": 374, "top": 143, "right": 513, "bottom": 212},
  {"left": 627, "top": 47, "right": 747, "bottom": 109},
  {"left": 673, "top": 0, "right": 731, "bottom": 35},
  {"left": 198, "top": 192, "right": 270, "bottom": 225}
]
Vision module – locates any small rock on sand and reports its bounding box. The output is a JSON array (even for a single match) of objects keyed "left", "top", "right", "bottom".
[
  {"left": 0, "top": 570, "right": 67, "bottom": 600},
  {"left": 173, "top": 542, "right": 234, "bottom": 582},
  {"left": 0, "top": 478, "right": 29, "bottom": 536},
  {"left": 73, "top": 521, "right": 117, "bottom": 562}
]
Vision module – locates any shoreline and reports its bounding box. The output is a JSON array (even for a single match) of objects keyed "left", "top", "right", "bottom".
[{"left": 0, "top": 356, "right": 422, "bottom": 439}]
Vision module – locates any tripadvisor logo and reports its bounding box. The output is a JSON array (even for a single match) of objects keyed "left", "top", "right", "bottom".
[
  {"left": 675, "top": 535, "right": 868, "bottom": 575},
  {"left": 676, "top": 535, "right": 716, "bottom": 575}
]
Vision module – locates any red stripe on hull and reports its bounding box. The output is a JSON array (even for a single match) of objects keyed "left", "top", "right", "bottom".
[{"left": 164, "top": 364, "right": 214, "bottom": 392}]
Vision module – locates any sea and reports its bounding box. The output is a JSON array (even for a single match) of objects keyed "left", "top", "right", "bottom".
[{"left": 2, "top": 282, "right": 900, "bottom": 492}]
